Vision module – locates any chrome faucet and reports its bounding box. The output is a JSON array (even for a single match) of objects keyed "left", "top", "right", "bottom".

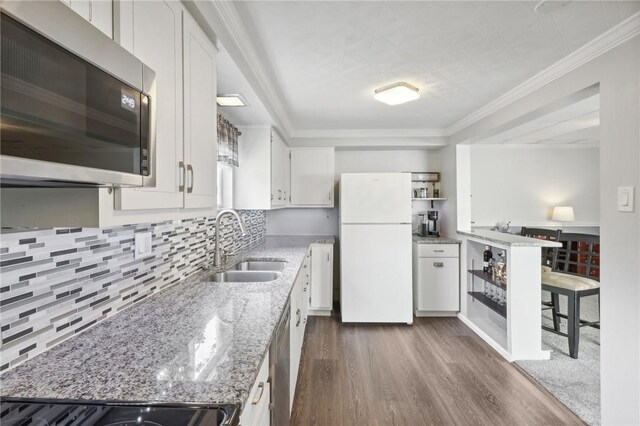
[{"left": 213, "top": 209, "right": 249, "bottom": 267}]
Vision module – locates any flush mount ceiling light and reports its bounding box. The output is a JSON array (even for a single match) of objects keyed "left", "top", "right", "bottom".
[
  {"left": 373, "top": 82, "right": 420, "bottom": 106},
  {"left": 216, "top": 94, "right": 249, "bottom": 107}
]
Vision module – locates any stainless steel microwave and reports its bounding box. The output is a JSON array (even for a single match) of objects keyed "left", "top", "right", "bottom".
[{"left": 0, "top": 2, "right": 156, "bottom": 187}]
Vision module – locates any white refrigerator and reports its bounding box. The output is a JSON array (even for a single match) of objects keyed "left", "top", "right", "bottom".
[{"left": 340, "top": 173, "right": 413, "bottom": 324}]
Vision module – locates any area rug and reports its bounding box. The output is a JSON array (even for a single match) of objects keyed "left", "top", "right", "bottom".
[{"left": 517, "top": 292, "right": 600, "bottom": 426}]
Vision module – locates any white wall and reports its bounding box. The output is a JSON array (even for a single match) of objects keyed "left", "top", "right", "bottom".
[
  {"left": 450, "top": 36, "right": 640, "bottom": 425},
  {"left": 470, "top": 145, "right": 599, "bottom": 227},
  {"left": 266, "top": 208, "right": 338, "bottom": 235}
]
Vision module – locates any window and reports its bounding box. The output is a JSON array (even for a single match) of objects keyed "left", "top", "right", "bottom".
[{"left": 217, "top": 162, "right": 234, "bottom": 209}]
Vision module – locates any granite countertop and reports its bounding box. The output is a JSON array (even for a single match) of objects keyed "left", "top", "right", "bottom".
[
  {"left": 457, "top": 229, "right": 561, "bottom": 247},
  {"left": 412, "top": 234, "right": 462, "bottom": 244},
  {"left": 0, "top": 235, "right": 334, "bottom": 408}
]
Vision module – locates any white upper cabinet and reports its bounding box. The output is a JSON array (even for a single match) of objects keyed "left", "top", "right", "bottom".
[
  {"left": 234, "top": 126, "right": 290, "bottom": 210},
  {"left": 63, "top": 0, "right": 113, "bottom": 38},
  {"left": 182, "top": 12, "right": 217, "bottom": 209},
  {"left": 290, "top": 147, "right": 335, "bottom": 207},
  {"left": 116, "top": 1, "right": 217, "bottom": 212},
  {"left": 116, "top": 0, "right": 185, "bottom": 211},
  {"left": 271, "top": 131, "right": 289, "bottom": 207}
]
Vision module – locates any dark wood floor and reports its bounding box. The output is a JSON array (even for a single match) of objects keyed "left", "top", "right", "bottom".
[{"left": 291, "top": 315, "right": 583, "bottom": 426}]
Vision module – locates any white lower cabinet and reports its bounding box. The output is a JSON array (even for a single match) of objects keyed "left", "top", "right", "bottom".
[
  {"left": 240, "top": 352, "right": 270, "bottom": 426},
  {"left": 308, "top": 243, "right": 334, "bottom": 315},
  {"left": 289, "top": 271, "right": 304, "bottom": 412},
  {"left": 289, "top": 248, "right": 312, "bottom": 413},
  {"left": 412, "top": 243, "right": 460, "bottom": 315}
]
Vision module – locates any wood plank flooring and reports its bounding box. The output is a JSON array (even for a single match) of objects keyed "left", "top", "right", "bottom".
[{"left": 291, "top": 315, "right": 583, "bottom": 426}]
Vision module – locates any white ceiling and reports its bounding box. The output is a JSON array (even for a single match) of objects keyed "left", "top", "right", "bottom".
[
  {"left": 217, "top": 46, "right": 273, "bottom": 126},
  {"left": 234, "top": 0, "right": 638, "bottom": 132}
]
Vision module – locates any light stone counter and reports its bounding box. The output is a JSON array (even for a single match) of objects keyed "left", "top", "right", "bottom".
[{"left": 0, "top": 236, "right": 334, "bottom": 409}]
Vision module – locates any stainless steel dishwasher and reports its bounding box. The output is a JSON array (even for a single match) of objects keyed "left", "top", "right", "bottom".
[{"left": 270, "top": 299, "right": 290, "bottom": 426}]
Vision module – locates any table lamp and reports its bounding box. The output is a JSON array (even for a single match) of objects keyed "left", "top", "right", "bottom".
[{"left": 552, "top": 206, "right": 575, "bottom": 229}]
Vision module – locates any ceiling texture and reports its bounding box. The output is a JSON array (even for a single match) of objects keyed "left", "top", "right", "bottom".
[{"left": 233, "top": 0, "right": 639, "bottom": 137}]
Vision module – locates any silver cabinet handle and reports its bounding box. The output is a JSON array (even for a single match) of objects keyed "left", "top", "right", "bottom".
[
  {"left": 328, "top": 192, "right": 331, "bottom": 201},
  {"left": 296, "top": 308, "right": 301, "bottom": 327},
  {"left": 278, "top": 189, "right": 282, "bottom": 200},
  {"left": 434, "top": 249, "right": 445, "bottom": 252},
  {"left": 327, "top": 252, "right": 330, "bottom": 262},
  {"left": 271, "top": 194, "right": 274, "bottom": 201},
  {"left": 433, "top": 262, "right": 444, "bottom": 267},
  {"left": 186, "top": 164, "right": 194, "bottom": 193},
  {"left": 283, "top": 191, "right": 287, "bottom": 200},
  {"left": 178, "top": 161, "right": 186, "bottom": 192},
  {"left": 251, "top": 382, "right": 265, "bottom": 405}
]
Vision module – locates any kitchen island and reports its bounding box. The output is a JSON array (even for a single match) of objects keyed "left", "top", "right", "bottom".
[
  {"left": 0, "top": 236, "right": 333, "bottom": 412},
  {"left": 457, "top": 229, "right": 561, "bottom": 361}
]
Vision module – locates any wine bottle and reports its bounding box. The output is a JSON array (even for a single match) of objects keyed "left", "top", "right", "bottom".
[{"left": 483, "top": 246, "right": 493, "bottom": 273}]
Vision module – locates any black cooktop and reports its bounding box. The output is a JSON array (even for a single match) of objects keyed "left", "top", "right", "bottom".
[{"left": 0, "top": 398, "right": 239, "bottom": 426}]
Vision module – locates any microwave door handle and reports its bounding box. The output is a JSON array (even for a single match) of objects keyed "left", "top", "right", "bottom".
[
  {"left": 178, "top": 161, "right": 186, "bottom": 192},
  {"left": 187, "top": 164, "right": 194, "bottom": 193}
]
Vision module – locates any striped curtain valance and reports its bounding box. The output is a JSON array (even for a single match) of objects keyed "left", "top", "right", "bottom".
[{"left": 217, "top": 114, "right": 240, "bottom": 166}]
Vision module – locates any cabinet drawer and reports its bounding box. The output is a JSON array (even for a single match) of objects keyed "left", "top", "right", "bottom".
[
  {"left": 240, "top": 352, "right": 270, "bottom": 426},
  {"left": 417, "top": 244, "right": 459, "bottom": 258}
]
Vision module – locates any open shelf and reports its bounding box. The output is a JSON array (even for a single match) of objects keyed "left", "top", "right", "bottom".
[
  {"left": 468, "top": 269, "right": 505, "bottom": 287},
  {"left": 468, "top": 292, "right": 507, "bottom": 318}
]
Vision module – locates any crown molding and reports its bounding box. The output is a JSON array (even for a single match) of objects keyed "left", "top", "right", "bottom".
[
  {"left": 446, "top": 11, "right": 640, "bottom": 136},
  {"left": 290, "top": 128, "right": 447, "bottom": 139},
  {"left": 209, "top": 1, "right": 295, "bottom": 137}
]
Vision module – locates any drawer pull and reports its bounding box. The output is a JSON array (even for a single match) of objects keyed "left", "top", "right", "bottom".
[
  {"left": 434, "top": 249, "right": 445, "bottom": 252},
  {"left": 252, "top": 382, "right": 265, "bottom": 405},
  {"left": 433, "top": 262, "right": 444, "bottom": 267},
  {"left": 296, "top": 308, "right": 301, "bottom": 327}
]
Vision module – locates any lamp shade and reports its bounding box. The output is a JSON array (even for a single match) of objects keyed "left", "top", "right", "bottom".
[{"left": 552, "top": 206, "right": 575, "bottom": 222}]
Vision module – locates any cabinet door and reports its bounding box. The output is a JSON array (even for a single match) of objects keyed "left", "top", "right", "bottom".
[
  {"left": 290, "top": 148, "right": 334, "bottom": 207},
  {"left": 283, "top": 146, "right": 291, "bottom": 206},
  {"left": 183, "top": 12, "right": 217, "bottom": 210},
  {"left": 240, "top": 352, "right": 270, "bottom": 426},
  {"left": 289, "top": 277, "right": 304, "bottom": 413},
  {"left": 270, "top": 133, "right": 285, "bottom": 207},
  {"left": 310, "top": 244, "right": 333, "bottom": 310},
  {"left": 65, "top": 1, "right": 112, "bottom": 38},
  {"left": 89, "top": 0, "right": 113, "bottom": 38},
  {"left": 417, "top": 257, "right": 460, "bottom": 311},
  {"left": 117, "top": 0, "right": 185, "bottom": 210},
  {"left": 301, "top": 253, "right": 310, "bottom": 327}
]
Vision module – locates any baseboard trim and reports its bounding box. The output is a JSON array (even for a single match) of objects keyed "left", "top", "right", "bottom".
[
  {"left": 415, "top": 310, "right": 459, "bottom": 317},
  {"left": 308, "top": 309, "right": 332, "bottom": 317},
  {"left": 457, "top": 313, "right": 513, "bottom": 362}
]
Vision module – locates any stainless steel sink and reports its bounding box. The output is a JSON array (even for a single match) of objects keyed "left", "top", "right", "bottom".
[
  {"left": 231, "top": 260, "right": 286, "bottom": 272},
  {"left": 208, "top": 270, "right": 282, "bottom": 283}
]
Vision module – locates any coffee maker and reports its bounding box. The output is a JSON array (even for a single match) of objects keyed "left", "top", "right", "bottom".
[
  {"left": 427, "top": 210, "right": 439, "bottom": 237},
  {"left": 418, "top": 211, "right": 440, "bottom": 237}
]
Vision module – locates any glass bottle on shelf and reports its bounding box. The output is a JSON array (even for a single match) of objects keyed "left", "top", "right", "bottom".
[
  {"left": 495, "top": 251, "right": 506, "bottom": 284},
  {"left": 482, "top": 246, "right": 493, "bottom": 273}
]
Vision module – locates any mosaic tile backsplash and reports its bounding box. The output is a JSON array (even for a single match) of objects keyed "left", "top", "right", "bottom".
[{"left": 0, "top": 210, "right": 266, "bottom": 371}]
